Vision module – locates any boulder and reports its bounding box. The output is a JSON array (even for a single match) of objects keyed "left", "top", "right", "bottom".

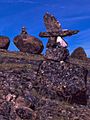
[
  {"left": 37, "top": 60, "right": 87, "bottom": 105},
  {"left": 0, "top": 36, "right": 10, "bottom": 50},
  {"left": 71, "top": 47, "right": 87, "bottom": 60},
  {"left": 14, "top": 27, "right": 44, "bottom": 54}
]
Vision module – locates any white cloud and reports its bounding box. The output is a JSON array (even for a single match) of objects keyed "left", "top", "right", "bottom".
[{"left": 64, "top": 16, "right": 90, "bottom": 21}]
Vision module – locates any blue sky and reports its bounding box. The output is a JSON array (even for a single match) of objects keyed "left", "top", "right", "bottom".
[{"left": 0, "top": 0, "right": 90, "bottom": 57}]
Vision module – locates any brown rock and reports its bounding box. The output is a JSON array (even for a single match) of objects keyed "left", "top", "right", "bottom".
[
  {"left": 0, "top": 36, "right": 10, "bottom": 50},
  {"left": 71, "top": 47, "right": 87, "bottom": 60},
  {"left": 14, "top": 27, "right": 44, "bottom": 54}
]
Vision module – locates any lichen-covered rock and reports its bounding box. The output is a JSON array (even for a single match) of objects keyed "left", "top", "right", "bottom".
[
  {"left": 37, "top": 60, "right": 87, "bottom": 105},
  {"left": 46, "top": 46, "right": 69, "bottom": 61},
  {"left": 0, "top": 36, "right": 10, "bottom": 50},
  {"left": 71, "top": 47, "right": 87, "bottom": 60},
  {"left": 14, "top": 27, "right": 44, "bottom": 54}
]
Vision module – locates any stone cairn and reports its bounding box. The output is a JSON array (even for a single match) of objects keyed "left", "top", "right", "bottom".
[
  {"left": 39, "top": 12, "right": 79, "bottom": 61},
  {"left": 14, "top": 27, "right": 44, "bottom": 54},
  {"left": 38, "top": 13, "right": 88, "bottom": 105}
]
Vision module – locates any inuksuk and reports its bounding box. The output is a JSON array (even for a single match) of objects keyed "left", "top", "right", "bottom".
[
  {"left": 14, "top": 27, "right": 44, "bottom": 54},
  {"left": 38, "top": 13, "right": 88, "bottom": 105},
  {"left": 39, "top": 12, "right": 79, "bottom": 61}
]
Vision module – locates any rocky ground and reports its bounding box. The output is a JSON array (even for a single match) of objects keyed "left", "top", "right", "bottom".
[{"left": 0, "top": 49, "right": 90, "bottom": 120}]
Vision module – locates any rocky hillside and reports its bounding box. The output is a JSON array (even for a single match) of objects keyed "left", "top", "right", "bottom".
[{"left": 0, "top": 48, "right": 90, "bottom": 120}]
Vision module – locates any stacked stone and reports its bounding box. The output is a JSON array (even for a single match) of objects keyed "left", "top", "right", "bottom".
[
  {"left": 14, "top": 27, "right": 44, "bottom": 54},
  {"left": 39, "top": 12, "right": 79, "bottom": 49},
  {"left": 37, "top": 12, "right": 88, "bottom": 105}
]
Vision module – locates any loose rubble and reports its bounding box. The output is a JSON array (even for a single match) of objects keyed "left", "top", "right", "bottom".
[{"left": 0, "top": 46, "right": 89, "bottom": 119}]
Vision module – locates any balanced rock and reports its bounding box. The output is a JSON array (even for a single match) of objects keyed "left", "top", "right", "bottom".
[
  {"left": 0, "top": 36, "right": 10, "bottom": 50},
  {"left": 71, "top": 47, "right": 87, "bottom": 60},
  {"left": 46, "top": 46, "right": 69, "bottom": 61},
  {"left": 14, "top": 27, "right": 44, "bottom": 54}
]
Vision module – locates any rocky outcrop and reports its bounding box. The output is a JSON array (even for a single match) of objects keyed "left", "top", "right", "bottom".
[
  {"left": 71, "top": 47, "right": 87, "bottom": 61},
  {"left": 0, "top": 36, "right": 10, "bottom": 50},
  {"left": 0, "top": 47, "right": 89, "bottom": 119},
  {"left": 14, "top": 27, "right": 44, "bottom": 54}
]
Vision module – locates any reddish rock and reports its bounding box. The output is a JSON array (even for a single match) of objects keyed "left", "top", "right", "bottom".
[
  {"left": 14, "top": 27, "right": 44, "bottom": 54},
  {"left": 0, "top": 36, "right": 10, "bottom": 50},
  {"left": 71, "top": 47, "right": 87, "bottom": 60}
]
